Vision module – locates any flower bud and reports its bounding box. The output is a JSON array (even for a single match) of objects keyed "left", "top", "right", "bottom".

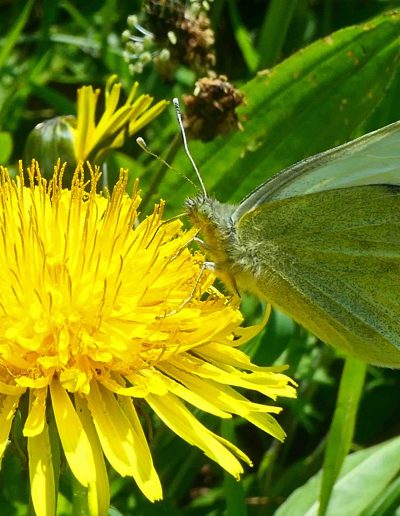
[{"left": 24, "top": 115, "right": 77, "bottom": 179}]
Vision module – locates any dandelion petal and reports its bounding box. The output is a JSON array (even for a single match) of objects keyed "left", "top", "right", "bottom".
[
  {"left": 28, "top": 409, "right": 56, "bottom": 516},
  {"left": 0, "top": 394, "right": 20, "bottom": 462},
  {"left": 24, "top": 386, "right": 47, "bottom": 437},
  {"left": 146, "top": 392, "right": 246, "bottom": 479},
  {"left": 74, "top": 394, "right": 110, "bottom": 515},
  {"left": 87, "top": 381, "right": 162, "bottom": 501},
  {"left": 50, "top": 378, "right": 96, "bottom": 487}
]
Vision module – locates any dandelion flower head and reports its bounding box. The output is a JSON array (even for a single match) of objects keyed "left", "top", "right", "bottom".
[{"left": 0, "top": 161, "right": 296, "bottom": 514}]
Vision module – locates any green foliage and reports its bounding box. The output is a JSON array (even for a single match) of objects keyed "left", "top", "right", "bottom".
[
  {"left": 162, "top": 9, "right": 400, "bottom": 213},
  {"left": 276, "top": 436, "right": 400, "bottom": 515},
  {"left": 319, "top": 358, "right": 367, "bottom": 515},
  {"left": 0, "top": 1, "right": 399, "bottom": 515}
]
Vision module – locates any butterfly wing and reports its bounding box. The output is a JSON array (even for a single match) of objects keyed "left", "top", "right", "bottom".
[
  {"left": 234, "top": 121, "right": 400, "bottom": 222},
  {"left": 235, "top": 184, "right": 400, "bottom": 367}
]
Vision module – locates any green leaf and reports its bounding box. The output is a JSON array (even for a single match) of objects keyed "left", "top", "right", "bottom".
[
  {"left": 0, "top": 132, "right": 13, "bottom": 163},
  {"left": 221, "top": 419, "right": 247, "bottom": 516},
  {"left": 258, "top": 0, "right": 299, "bottom": 68},
  {"left": 275, "top": 436, "right": 400, "bottom": 516},
  {"left": 0, "top": 0, "right": 35, "bottom": 68},
  {"left": 161, "top": 10, "right": 400, "bottom": 214},
  {"left": 319, "top": 357, "right": 367, "bottom": 515},
  {"left": 361, "top": 475, "right": 400, "bottom": 516},
  {"left": 227, "top": 0, "right": 259, "bottom": 73}
]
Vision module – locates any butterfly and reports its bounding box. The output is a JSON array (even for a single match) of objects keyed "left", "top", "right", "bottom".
[{"left": 184, "top": 118, "right": 400, "bottom": 367}]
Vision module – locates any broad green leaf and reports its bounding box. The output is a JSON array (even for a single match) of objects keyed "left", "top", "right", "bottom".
[
  {"left": 276, "top": 436, "right": 400, "bottom": 516},
  {"left": 364, "top": 66, "right": 400, "bottom": 129},
  {"left": 362, "top": 475, "right": 400, "bottom": 516},
  {"left": 160, "top": 10, "right": 400, "bottom": 214},
  {"left": 319, "top": 357, "right": 367, "bottom": 515}
]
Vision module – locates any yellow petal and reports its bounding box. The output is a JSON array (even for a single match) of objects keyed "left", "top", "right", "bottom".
[
  {"left": 74, "top": 394, "right": 110, "bottom": 516},
  {"left": 16, "top": 376, "right": 51, "bottom": 389},
  {"left": 161, "top": 362, "right": 282, "bottom": 416},
  {"left": 0, "top": 380, "right": 26, "bottom": 395},
  {"left": 50, "top": 378, "right": 96, "bottom": 487},
  {"left": 232, "top": 304, "right": 271, "bottom": 345},
  {"left": 24, "top": 386, "right": 47, "bottom": 437},
  {"left": 126, "top": 81, "right": 139, "bottom": 104},
  {"left": 196, "top": 342, "right": 290, "bottom": 374},
  {"left": 246, "top": 411, "right": 286, "bottom": 442},
  {"left": 174, "top": 354, "right": 296, "bottom": 400},
  {"left": 94, "top": 106, "right": 132, "bottom": 149},
  {"left": 153, "top": 366, "right": 232, "bottom": 418},
  {"left": 28, "top": 393, "right": 56, "bottom": 516},
  {"left": 99, "top": 374, "right": 149, "bottom": 397},
  {"left": 75, "top": 86, "right": 99, "bottom": 160},
  {"left": 86, "top": 380, "right": 162, "bottom": 501},
  {"left": 128, "top": 100, "right": 169, "bottom": 134},
  {"left": 146, "top": 392, "right": 247, "bottom": 479},
  {"left": 118, "top": 395, "right": 163, "bottom": 497},
  {"left": 0, "top": 394, "right": 20, "bottom": 463}
]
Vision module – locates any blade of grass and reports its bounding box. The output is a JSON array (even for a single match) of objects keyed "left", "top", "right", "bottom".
[
  {"left": 37, "top": 0, "right": 59, "bottom": 55},
  {"left": 227, "top": 0, "right": 259, "bottom": 74},
  {"left": 258, "top": 0, "right": 298, "bottom": 69},
  {"left": 99, "top": 0, "right": 118, "bottom": 53},
  {"left": 0, "top": 0, "right": 35, "bottom": 68},
  {"left": 318, "top": 357, "right": 367, "bottom": 516}
]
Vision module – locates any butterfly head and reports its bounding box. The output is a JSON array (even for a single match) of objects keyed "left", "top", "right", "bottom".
[{"left": 185, "top": 194, "right": 238, "bottom": 265}]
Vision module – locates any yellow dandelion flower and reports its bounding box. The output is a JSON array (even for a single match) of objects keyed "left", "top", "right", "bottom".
[
  {"left": 24, "top": 76, "right": 168, "bottom": 173},
  {"left": 73, "top": 75, "right": 168, "bottom": 163},
  {"left": 0, "top": 160, "right": 296, "bottom": 515}
]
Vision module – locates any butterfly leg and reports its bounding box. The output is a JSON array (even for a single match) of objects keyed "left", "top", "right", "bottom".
[{"left": 157, "top": 261, "right": 213, "bottom": 318}]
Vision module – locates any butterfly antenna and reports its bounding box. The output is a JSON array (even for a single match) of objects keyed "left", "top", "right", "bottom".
[
  {"left": 136, "top": 137, "right": 197, "bottom": 190},
  {"left": 173, "top": 97, "right": 208, "bottom": 198}
]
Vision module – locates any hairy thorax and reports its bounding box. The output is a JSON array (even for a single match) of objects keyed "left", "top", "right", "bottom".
[
  {"left": 185, "top": 195, "right": 263, "bottom": 295},
  {"left": 186, "top": 194, "right": 279, "bottom": 299},
  {"left": 186, "top": 195, "right": 238, "bottom": 265}
]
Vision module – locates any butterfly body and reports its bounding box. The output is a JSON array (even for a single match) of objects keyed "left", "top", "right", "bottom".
[{"left": 186, "top": 122, "right": 400, "bottom": 367}]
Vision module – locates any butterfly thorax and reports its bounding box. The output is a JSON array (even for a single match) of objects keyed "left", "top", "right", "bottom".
[{"left": 185, "top": 195, "right": 240, "bottom": 275}]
